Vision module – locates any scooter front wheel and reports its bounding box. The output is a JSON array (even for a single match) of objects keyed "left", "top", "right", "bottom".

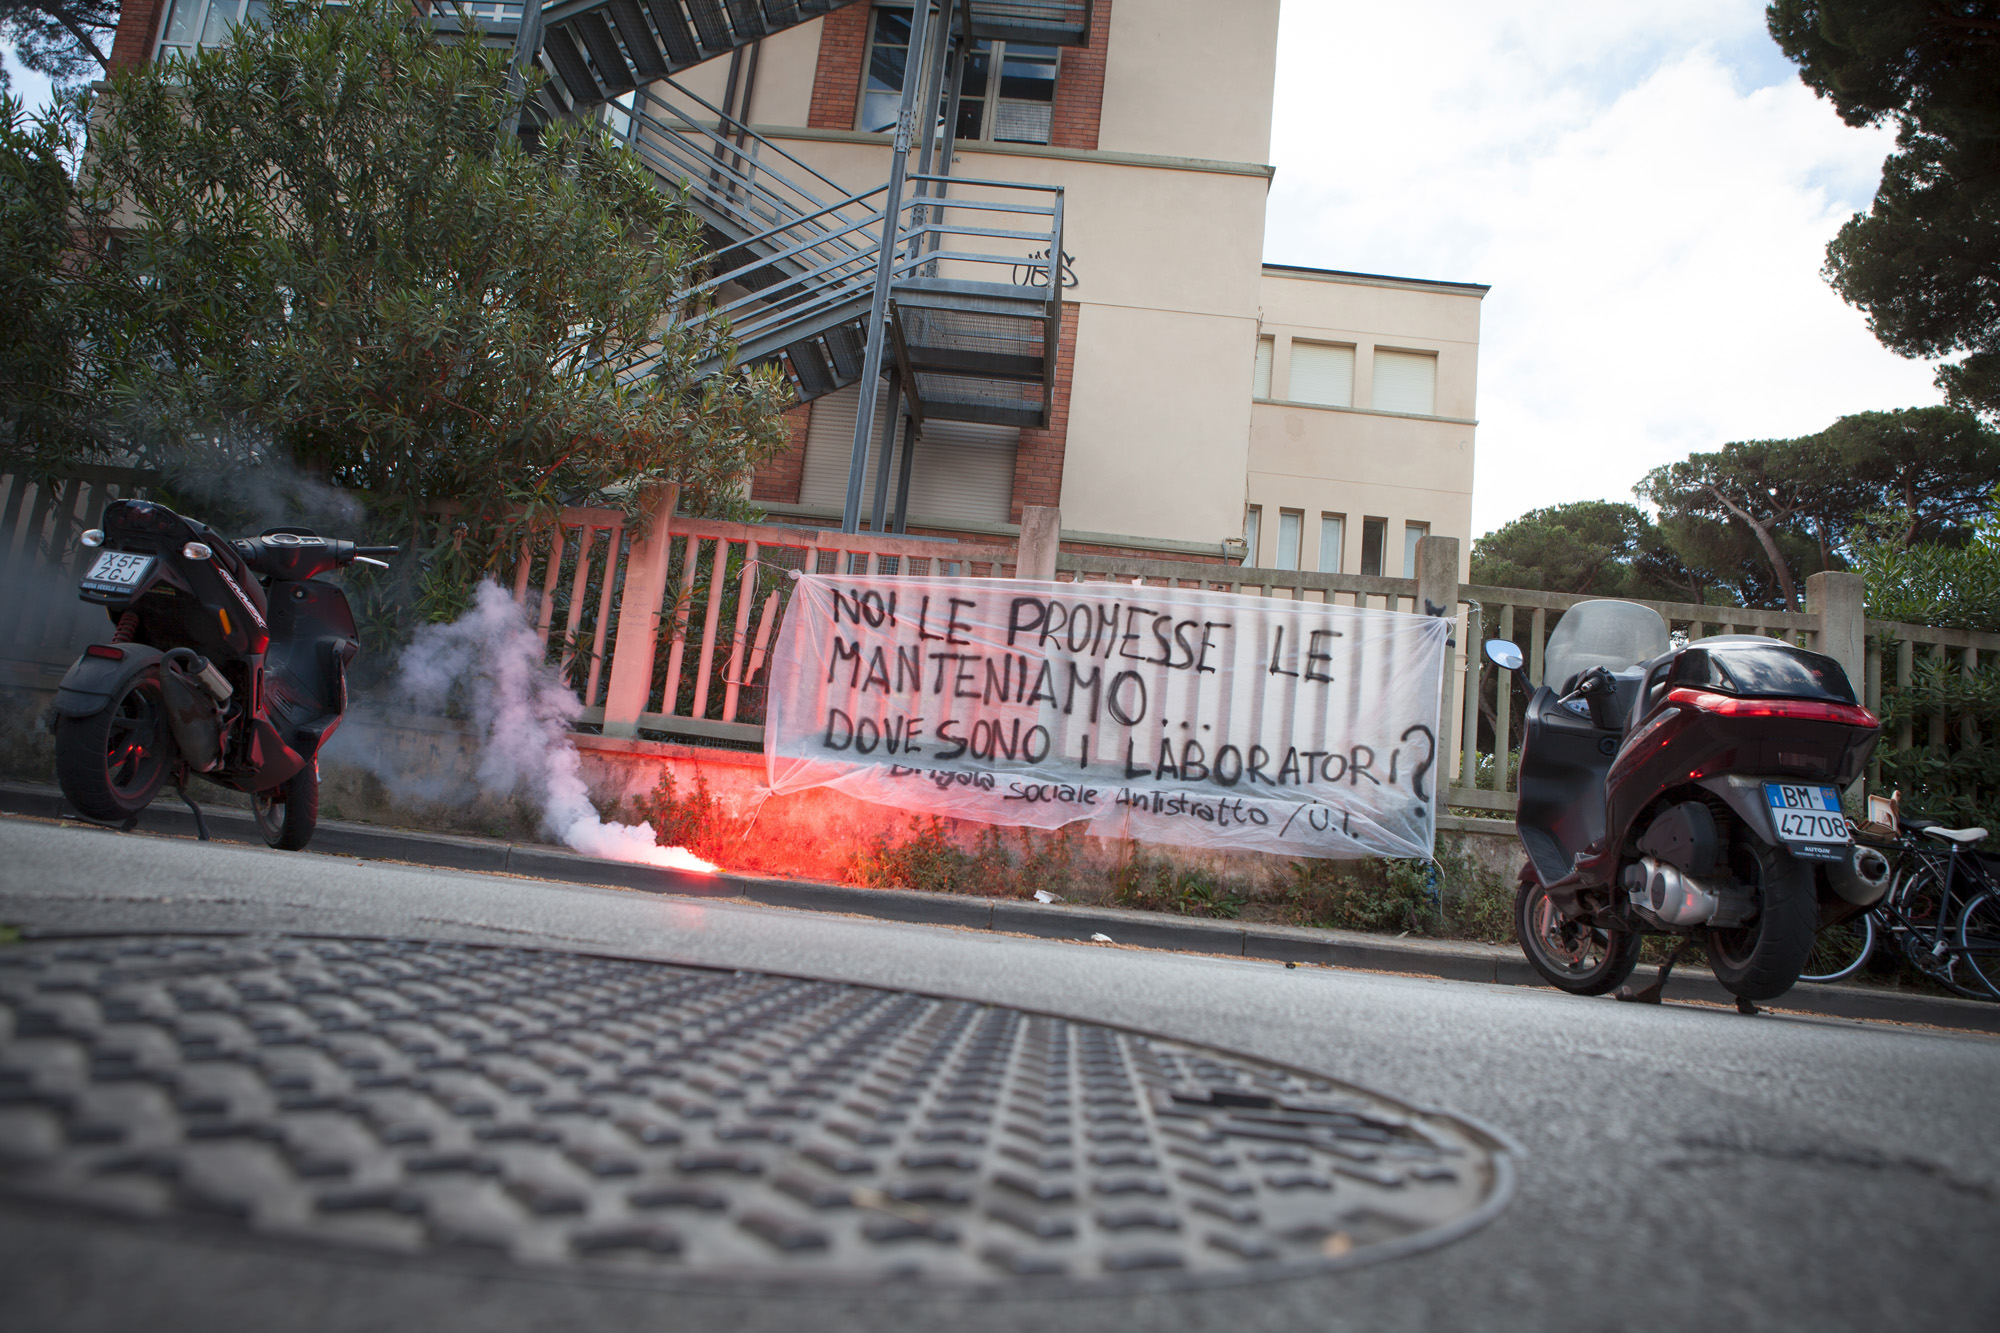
[
  {"left": 1515, "top": 876, "right": 1643, "bottom": 996},
  {"left": 252, "top": 764, "right": 319, "bottom": 851}
]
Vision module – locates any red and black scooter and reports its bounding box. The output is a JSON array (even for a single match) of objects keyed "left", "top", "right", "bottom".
[
  {"left": 52, "top": 499, "right": 394, "bottom": 851},
  {"left": 1486, "top": 600, "right": 1887, "bottom": 1006}
]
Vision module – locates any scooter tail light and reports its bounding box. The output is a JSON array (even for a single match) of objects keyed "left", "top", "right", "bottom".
[
  {"left": 1664, "top": 687, "right": 1877, "bottom": 728},
  {"left": 84, "top": 644, "right": 124, "bottom": 660}
]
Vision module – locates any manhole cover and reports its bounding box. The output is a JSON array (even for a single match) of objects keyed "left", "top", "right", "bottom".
[{"left": 0, "top": 936, "right": 1511, "bottom": 1289}]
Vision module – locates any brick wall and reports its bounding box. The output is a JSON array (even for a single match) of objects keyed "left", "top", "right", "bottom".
[
  {"left": 1048, "top": 0, "right": 1110, "bottom": 151},
  {"left": 109, "top": 0, "right": 167, "bottom": 68},
  {"left": 1010, "top": 301, "right": 1076, "bottom": 521},
  {"left": 808, "top": 5, "right": 872, "bottom": 130},
  {"left": 750, "top": 402, "right": 814, "bottom": 506}
]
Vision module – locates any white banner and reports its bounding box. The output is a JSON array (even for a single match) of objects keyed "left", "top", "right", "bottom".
[{"left": 764, "top": 575, "right": 1451, "bottom": 858}]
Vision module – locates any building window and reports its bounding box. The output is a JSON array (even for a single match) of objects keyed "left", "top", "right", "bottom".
[
  {"left": 1252, "top": 335, "right": 1273, "bottom": 399},
  {"left": 1403, "top": 521, "right": 1430, "bottom": 578},
  {"left": 1360, "top": 516, "right": 1386, "bottom": 577},
  {"left": 862, "top": 5, "right": 1059, "bottom": 145},
  {"left": 1243, "top": 506, "right": 1261, "bottom": 567},
  {"left": 1275, "top": 510, "right": 1302, "bottom": 571},
  {"left": 1373, "top": 349, "right": 1438, "bottom": 415},
  {"left": 1288, "top": 341, "right": 1354, "bottom": 408},
  {"left": 154, "top": 0, "right": 266, "bottom": 60},
  {"left": 1317, "top": 513, "right": 1344, "bottom": 573}
]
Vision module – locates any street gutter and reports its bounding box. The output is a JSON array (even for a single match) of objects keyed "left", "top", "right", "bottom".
[{"left": 3, "top": 781, "right": 1994, "bottom": 1036}]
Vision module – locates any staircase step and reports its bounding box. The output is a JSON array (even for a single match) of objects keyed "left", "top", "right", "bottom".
[
  {"left": 786, "top": 340, "right": 836, "bottom": 400},
  {"left": 824, "top": 323, "right": 865, "bottom": 380}
]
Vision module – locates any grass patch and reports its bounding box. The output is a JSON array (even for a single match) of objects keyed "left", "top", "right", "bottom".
[
  {"left": 1283, "top": 837, "right": 1514, "bottom": 943},
  {"left": 1110, "top": 852, "right": 1245, "bottom": 919},
  {"left": 853, "top": 820, "right": 1084, "bottom": 900}
]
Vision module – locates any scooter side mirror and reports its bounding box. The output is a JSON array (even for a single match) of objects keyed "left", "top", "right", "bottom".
[{"left": 1484, "top": 639, "right": 1524, "bottom": 672}]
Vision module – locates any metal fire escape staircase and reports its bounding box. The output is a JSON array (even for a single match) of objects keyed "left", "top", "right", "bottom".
[{"left": 443, "top": 1, "right": 1091, "bottom": 527}]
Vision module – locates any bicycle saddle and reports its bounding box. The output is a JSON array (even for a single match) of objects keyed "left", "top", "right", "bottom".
[{"left": 1920, "top": 826, "right": 1989, "bottom": 845}]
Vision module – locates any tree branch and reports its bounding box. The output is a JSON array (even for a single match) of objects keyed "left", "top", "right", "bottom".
[{"left": 1705, "top": 482, "right": 1801, "bottom": 612}]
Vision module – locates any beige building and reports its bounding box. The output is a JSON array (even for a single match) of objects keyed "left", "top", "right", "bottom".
[{"left": 111, "top": 0, "right": 1483, "bottom": 567}]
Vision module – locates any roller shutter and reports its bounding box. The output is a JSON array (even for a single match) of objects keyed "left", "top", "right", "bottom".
[{"left": 799, "top": 385, "right": 1017, "bottom": 525}]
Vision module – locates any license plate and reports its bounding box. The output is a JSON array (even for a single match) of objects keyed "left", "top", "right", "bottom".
[
  {"left": 1764, "top": 782, "right": 1848, "bottom": 843},
  {"left": 82, "top": 550, "right": 155, "bottom": 589}
]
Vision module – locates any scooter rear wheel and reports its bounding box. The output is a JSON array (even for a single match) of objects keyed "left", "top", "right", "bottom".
[
  {"left": 56, "top": 668, "right": 173, "bottom": 822},
  {"left": 1705, "top": 839, "right": 1817, "bottom": 1001},
  {"left": 252, "top": 764, "right": 319, "bottom": 851},
  {"left": 1515, "top": 875, "right": 1643, "bottom": 996}
]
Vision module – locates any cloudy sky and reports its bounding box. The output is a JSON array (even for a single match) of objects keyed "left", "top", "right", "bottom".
[{"left": 1262, "top": 0, "right": 1942, "bottom": 536}]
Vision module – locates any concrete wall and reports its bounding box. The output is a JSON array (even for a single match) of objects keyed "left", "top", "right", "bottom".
[{"left": 1246, "top": 269, "right": 1485, "bottom": 578}]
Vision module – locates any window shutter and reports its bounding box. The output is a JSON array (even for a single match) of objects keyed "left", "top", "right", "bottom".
[
  {"left": 1253, "top": 337, "right": 1273, "bottom": 398},
  {"left": 1373, "top": 350, "right": 1437, "bottom": 415},
  {"left": 1288, "top": 342, "right": 1354, "bottom": 408}
]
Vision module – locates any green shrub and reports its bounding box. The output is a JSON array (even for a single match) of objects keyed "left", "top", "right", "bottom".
[
  {"left": 1285, "top": 837, "right": 1514, "bottom": 943},
  {"left": 1110, "top": 853, "right": 1245, "bottom": 919},
  {"left": 623, "top": 771, "right": 729, "bottom": 864}
]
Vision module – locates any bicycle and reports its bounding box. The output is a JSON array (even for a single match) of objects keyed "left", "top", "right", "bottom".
[{"left": 1798, "top": 819, "right": 1999, "bottom": 999}]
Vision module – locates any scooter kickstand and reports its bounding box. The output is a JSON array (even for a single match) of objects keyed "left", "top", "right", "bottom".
[
  {"left": 1617, "top": 937, "right": 1693, "bottom": 1005},
  {"left": 176, "top": 781, "right": 211, "bottom": 842}
]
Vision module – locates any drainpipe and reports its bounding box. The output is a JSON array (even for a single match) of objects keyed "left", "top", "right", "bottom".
[{"left": 842, "top": 0, "right": 936, "bottom": 533}]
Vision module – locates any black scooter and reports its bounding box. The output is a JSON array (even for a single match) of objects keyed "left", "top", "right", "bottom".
[
  {"left": 52, "top": 498, "right": 394, "bottom": 851},
  {"left": 1486, "top": 599, "right": 1887, "bottom": 1006}
]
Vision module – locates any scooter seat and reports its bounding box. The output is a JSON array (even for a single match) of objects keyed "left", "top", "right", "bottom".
[{"left": 1921, "top": 826, "right": 1989, "bottom": 845}]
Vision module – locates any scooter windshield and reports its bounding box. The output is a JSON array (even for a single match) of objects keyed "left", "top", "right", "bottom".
[{"left": 1541, "top": 600, "right": 1670, "bottom": 691}]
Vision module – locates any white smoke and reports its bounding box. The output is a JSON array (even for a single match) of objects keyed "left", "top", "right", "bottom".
[{"left": 398, "top": 579, "right": 716, "bottom": 873}]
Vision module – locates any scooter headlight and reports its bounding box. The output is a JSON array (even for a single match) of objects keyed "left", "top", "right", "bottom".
[
  {"left": 183, "top": 541, "right": 213, "bottom": 561},
  {"left": 80, "top": 529, "right": 103, "bottom": 548}
]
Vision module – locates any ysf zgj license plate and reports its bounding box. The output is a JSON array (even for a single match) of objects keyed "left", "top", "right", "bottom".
[
  {"left": 81, "top": 550, "right": 154, "bottom": 591},
  {"left": 1764, "top": 782, "right": 1848, "bottom": 844}
]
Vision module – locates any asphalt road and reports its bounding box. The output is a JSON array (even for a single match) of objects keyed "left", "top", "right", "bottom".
[{"left": 2, "top": 813, "right": 1997, "bottom": 1332}]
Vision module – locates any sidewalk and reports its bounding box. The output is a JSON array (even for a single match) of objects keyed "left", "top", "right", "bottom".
[{"left": 3, "top": 780, "right": 1994, "bottom": 1035}]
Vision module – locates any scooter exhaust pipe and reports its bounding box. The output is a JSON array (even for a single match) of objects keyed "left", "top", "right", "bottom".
[
  {"left": 1826, "top": 843, "right": 1892, "bottom": 907},
  {"left": 1623, "top": 857, "right": 1724, "bottom": 928}
]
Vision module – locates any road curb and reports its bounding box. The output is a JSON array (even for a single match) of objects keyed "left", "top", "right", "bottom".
[{"left": 3, "top": 781, "right": 1996, "bottom": 1035}]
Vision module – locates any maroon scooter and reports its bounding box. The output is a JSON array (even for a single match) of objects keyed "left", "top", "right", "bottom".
[
  {"left": 1487, "top": 600, "right": 1886, "bottom": 1006},
  {"left": 52, "top": 499, "right": 394, "bottom": 851}
]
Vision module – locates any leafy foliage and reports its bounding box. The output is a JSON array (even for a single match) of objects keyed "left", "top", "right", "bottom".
[
  {"left": 1768, "top": 1, "right": 2000, "bottom": 416},
  {"left": 1876, "top": 654, "right": 2000, "bottom": 828},
  {"left": 1284, "top": 838, "right": 1511, "bottom": 941},
  {"left": 852, "top": 818, "right": 1084, "bottom": 900},
  {"left": 622, "top": 770, "right": 730, "bottom": 866},
  {"left": 0, "top": 92, "right": 93, "bottom": 473},
  {"left": 1470, "top": 501, "right": 1712, "bottom": 602},
  {"left": 0, "top": 0, "right": 115, "bottom": 96},
  {"left": 1633, "top": 407, "right": 2000, "bottom": 609},
  {"left": 24, "top": 0, "right": 787, "bottom": 619},
  {"left": 1852, "top": 508, "right": 2000, "bottom": 632},
  {"left": 1110, "top": 854, "right": 1244, "bottom": 919}
]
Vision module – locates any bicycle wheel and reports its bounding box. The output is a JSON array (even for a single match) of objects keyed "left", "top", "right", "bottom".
[
  {"left": 1956, "top": 892, "right": 2000, "bottom": 1001},
  {"left": 1892, "top": 867, "right": 1990, "bottom": 999},
  {"left": 1800, "top": 911, "right": 1875, "bottom": 983}
]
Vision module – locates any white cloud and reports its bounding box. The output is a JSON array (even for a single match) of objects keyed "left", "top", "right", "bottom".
[{"left": 1264, "top": 0, "right": 1940, "bottom": 535}]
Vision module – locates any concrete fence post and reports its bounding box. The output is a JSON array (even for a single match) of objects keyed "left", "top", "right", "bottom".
[
  {"left": 600, "top": 483, "right": 680, "bottom": 739},
  {"left": 1806, "top": 570, "right": 1868, "bottom": 700},
  {"left": 1416, "top": 536, "right": 1462, "bottom": 800},
  {"left": 1016, "top": 505, "right": 1061, "bottom": 581}
]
